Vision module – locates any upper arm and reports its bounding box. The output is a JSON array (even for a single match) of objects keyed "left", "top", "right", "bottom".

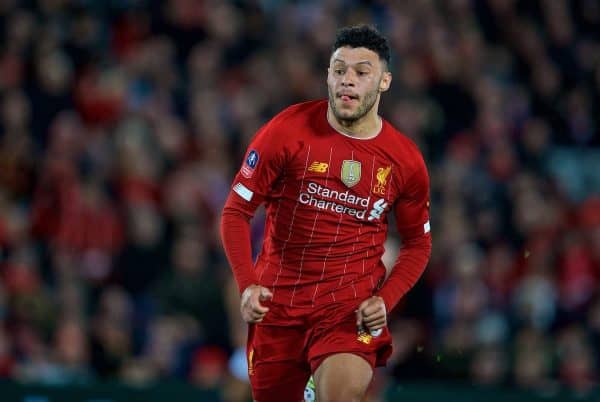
[
  {"left": 229, "top": 118, "right": 287, "bottom": 212},
  {"left": 394, "top": 154, "right": 431, "bottom": 240}
]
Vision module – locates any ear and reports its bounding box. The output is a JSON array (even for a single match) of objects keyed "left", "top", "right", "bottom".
[{"left": 379, "top": 71, "right": 392, "bottom": 92}]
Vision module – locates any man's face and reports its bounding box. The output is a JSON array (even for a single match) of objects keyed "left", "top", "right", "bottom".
[{"left": 327, "top": 46, "right": 391, "bottom": 123}]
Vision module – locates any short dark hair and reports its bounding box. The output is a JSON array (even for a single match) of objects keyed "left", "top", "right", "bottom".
[{"left": 333, "top": 24, "right": 391, "bottom": 66}]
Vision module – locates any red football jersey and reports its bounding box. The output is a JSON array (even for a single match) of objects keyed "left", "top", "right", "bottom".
[{"left": 223, "top": 100, "right": 431, "bottom": 309}]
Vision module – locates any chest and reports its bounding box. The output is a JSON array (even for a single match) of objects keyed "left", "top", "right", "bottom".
[
  {"left": 294, "top": 138, "right": 398, "bottom": 194},
  {"left": 282, "top": 138, "right": 402, "bottom": 223}
]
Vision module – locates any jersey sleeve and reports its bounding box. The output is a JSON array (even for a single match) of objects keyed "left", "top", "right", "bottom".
[
  {"left": 394, "top": 154, "right": 431, "bottom": 239},
  {"left": 376, "top": 153, "right": 432, "bottom": 311},
  {"left": 221, "top": 115, "right": 288, "bottom": 294},
  {"left": 230, "top": 119, "right": 287, "bottom": 211}
]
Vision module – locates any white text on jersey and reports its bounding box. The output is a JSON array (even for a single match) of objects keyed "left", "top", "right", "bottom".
[{"left": 298, "top": 181, "right": 389, "bottom": 221}]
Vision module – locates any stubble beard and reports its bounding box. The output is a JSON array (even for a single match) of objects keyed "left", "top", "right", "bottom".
[{"left": 328, "top": 85, "right": 380, "bottom": 125}]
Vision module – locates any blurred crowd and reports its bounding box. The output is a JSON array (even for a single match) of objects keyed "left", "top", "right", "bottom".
[{"left": 0, "top": 0, "right": 598, "bottom": 401}]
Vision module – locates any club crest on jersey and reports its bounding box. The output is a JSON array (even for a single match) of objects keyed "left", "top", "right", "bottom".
[
  {"left": 373, "top": 166, "right": 391, "bottom": 195},
  {"left": 341, "top": 160, "right": 361, "bottom": 187},
  {"left": 241, "top": 149, "right": 259, "bottom": 178}
]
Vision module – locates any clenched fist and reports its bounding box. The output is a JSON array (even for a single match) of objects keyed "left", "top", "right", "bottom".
[
  {"left": 356, "top": 296, "right": 387, "bottom": 332},
  {"left": 240, "top": 285, "right": 273, "bottom": 323}
]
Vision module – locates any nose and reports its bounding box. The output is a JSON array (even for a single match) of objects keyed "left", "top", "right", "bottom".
[{"left": 340, "top": 70, "right": 356, "bottom": 87}]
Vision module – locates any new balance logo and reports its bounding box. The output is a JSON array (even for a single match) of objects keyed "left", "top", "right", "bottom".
[
  {"left": 308, "top": 161, "right": 329, "bottom": 173},
  {"left": 367, "top": 198, "right": 388, "bottom": 221}
]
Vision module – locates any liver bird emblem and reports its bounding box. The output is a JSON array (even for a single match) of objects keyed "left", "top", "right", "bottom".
[{"left": 373, "top": 166, "right": 391, "bottom": 195}]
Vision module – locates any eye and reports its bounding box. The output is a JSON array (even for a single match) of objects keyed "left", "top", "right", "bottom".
[
  {"left": 334, "top": 69, "right": 344, "bottom": 75},
  {"left": 357, "top": 71, "right": 368, "bottom": 76}
]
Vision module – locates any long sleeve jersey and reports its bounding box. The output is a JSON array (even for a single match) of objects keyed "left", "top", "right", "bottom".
[{"left": 221, "top": 99, "right": 432, "bottom": 311}]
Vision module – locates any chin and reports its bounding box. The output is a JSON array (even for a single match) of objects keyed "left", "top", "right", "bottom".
[
  {"left": 335, "top": 112, "right": 359, "bottom": 124},
  {"left": 337, "top": 109, "right": 354, "bottom": 118},
  {"left": 333, "top": 109, "right": 352, "bottom": 119},
  {"left": 335, "top": 105, "right": 358, "bottom": 117}
]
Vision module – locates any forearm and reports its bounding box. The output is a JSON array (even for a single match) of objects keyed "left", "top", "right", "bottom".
[
  {"left": 220, "top": 194, "right": 258, "bottom": 294},
  {"left": 376, "top": 233, "right": 432, "bottom": 311}
]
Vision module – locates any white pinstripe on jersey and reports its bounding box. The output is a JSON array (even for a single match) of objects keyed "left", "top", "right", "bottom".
[
  {"left": 311, "top": 147, "right": 342, "bottom": 304},
  {"left": 293, "top": 147, "right": 334, "bottom": 306},
  {"left": 271, "top": 145, "right": 312, "bottom": 297},
  {"left": 368, "top": 155, "right": 377, "bottom": 289},
  {"left": 259, "top": 181, "right": 286, "bottom": 283}
]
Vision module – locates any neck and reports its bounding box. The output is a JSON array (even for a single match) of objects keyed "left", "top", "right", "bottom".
[{"left": 327, "top": 103, "right": 382, "bottom": 139}]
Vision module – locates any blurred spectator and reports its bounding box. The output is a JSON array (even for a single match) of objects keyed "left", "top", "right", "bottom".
[
  {"left": 89, "top": 287, "right": 133, "bottom": 379},
  {"left": 115, "top": 202, "right": 167, "bottom": 296},
  {"left": 470, "top": 345, "right": 508, "bottom": 386},
  {"left": 156, "top": 227, "right": 228, "bottom": 346},
  {"left": 512, "top": 328, "right": 555, "bottom": 390},
  {"left": 188, "top": 345, "right": 228, "bottom": 389}
]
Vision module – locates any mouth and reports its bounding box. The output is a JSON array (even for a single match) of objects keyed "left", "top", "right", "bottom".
[{"left": 337, "top": 93, "right": 359, "bottom": 103}]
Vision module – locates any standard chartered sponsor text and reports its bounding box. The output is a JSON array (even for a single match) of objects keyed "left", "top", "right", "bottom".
[{"left": 298, "top": 182, "right": 370, "bottom": 219}]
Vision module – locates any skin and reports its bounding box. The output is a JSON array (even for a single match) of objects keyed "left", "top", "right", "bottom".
[
  {"left": 243, "top": 46, "right": 393, "bottom": 402},
  {"left": 240, "top": 284, "right": 272, "bottom": 323},
  {"left": 326, "top": 46, "right": 392, "bottom": 139},
  {"left": 315, "top": 353, "right": 373, "bottom": 402}
]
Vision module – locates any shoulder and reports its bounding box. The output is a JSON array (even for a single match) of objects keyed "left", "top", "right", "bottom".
[
  {"left": 249, "top": 100, "right": 326, "bottom": 156},
  {"left": 380, "top": 122, "right": 429, "bottom": 185},
  {"left": 255, "top": 99, "right": 326, "bottom": 146},
  {"left": 268, "top": 99, "right": 326, "bottom": 128},
  {"left": 384, "top": 122, "right": 426, "bottom": 167}
]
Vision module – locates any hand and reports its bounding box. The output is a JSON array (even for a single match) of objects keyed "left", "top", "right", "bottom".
[
  {"left": 240, "top": 285, "right": 273, "bottom": 323},
  {"left": 356, "top": 296, "right": 387, "bottom": 332}
]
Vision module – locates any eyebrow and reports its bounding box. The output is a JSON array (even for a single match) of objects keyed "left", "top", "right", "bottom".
[{"left": 332, "top": 59, "right": 373, "bottom": 67}]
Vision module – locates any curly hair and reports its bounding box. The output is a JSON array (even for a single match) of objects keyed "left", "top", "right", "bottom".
[{"left": 333, "top": 24, "right": 391, "bottom": 67}]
